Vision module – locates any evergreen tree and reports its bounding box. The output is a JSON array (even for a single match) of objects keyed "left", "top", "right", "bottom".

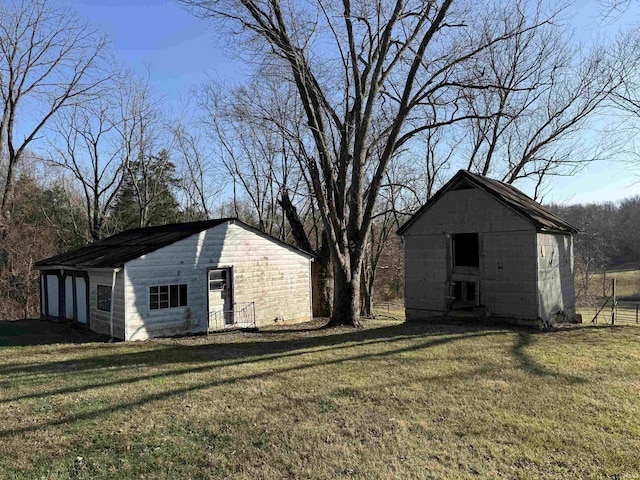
[{"left": 111, "top": 150, "right": 182, "bottom": 231}]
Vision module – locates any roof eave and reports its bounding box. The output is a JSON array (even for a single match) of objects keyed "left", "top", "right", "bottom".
[
  {"left": 34, "top": 263, "right": 124, "bottom": 270},
  {"left": 537, "top": 226, "right": 578, "bottom": 235}
]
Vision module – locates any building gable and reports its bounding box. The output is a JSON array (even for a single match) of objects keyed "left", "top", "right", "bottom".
[
  {"left": 398, "top": 170, "right": 577, "bottom": 236},
  {"left": 400, "top": 182, "right": 535, "bottom": 236}
]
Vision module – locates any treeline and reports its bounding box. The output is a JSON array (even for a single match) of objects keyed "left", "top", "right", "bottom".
[
  {"left": 0, "top": 159, "right": 206, "bottom": 319},
  {"left": 550, "top": 198, "right": 640, "bottom": 270}
]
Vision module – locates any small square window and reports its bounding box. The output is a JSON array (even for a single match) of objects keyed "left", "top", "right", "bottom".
[{"left": 97, "top": 285, "right": 112, "bottom": 312}]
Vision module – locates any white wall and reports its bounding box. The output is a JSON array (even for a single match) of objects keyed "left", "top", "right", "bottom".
[
  {"left": 88, "top": 269, "right": 125, "bottom": 339},
  {"left": 536, "top": 233, "right": 575, "bottom": 323},
  {"left": 46, "top": 274, "right": 59, "bottom": 318},
  {"left": 124, "top": 221, "right": 312, "bottom": 341}
]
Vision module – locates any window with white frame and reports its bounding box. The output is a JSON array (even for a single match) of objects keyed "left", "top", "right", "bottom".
[{"left": 149, "top": 284, "right": 188, "bottom": 310}]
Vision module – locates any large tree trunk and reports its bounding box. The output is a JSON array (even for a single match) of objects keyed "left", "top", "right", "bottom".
[
  {"left": 327, "top": 259, "right": 362, "bottom": 327},
  {"left": 278, "top": 189, "right": 334, "bottom": 317}
]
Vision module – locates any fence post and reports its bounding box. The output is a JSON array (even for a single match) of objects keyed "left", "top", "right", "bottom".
[
  {"left": 636, "top": 304, "right": 638, "bottom": 324},
  {"left": 611, "top": 278, "right": 616, "bottom": 325}
]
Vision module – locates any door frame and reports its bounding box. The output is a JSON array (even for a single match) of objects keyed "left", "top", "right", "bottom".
[
  {"left": 206, "top": 266, "right": 234, "bottom": 314},
  {"left": 446, "top": 232, "right": 483, "bottom": 310},
  {"left": 39, "top": 269, "right": 89, "bottom": 327}
]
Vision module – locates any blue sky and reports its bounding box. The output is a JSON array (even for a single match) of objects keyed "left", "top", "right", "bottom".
[
  {"left": 74, "top": 0, "right": 244, "bottom": 91},
  {"left": 70, "top": 0, "right": 640, "bottom": 205}
]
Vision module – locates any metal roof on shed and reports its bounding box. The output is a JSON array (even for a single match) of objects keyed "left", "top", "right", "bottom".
[
  {"left": 397, "top": 170, "right": 578, "bottom": 235},
  {"left": 35, "top": 218, "right": 313, "bottom": 269}
]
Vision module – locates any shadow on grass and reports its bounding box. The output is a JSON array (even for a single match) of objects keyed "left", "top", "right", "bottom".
[
  {"left": 0, "top": 324, "right": 510, "bottom": 437},
  {"left": 511, "top": 332, "right": 586, "bottom": 384},
  {"left": 0, "top": 320, "right": 510, "bottom": 376},
  {"left": 2, "top": 319, "right": 620, "bottom": 438},
  {"left": 0, "top": 319, "right": 110, "bottom": 347}
]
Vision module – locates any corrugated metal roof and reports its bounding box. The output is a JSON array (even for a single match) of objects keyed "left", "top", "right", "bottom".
[
  {"left": 35, "top": 218, "right": 313, "bottom": 269},
  {"left": 398, "top": 170, "right": 578, "bottom": 235}
]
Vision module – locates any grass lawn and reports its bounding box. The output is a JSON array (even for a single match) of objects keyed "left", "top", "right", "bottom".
[{"left": 1, "top": 318, "right": 639, "bottom": 479}]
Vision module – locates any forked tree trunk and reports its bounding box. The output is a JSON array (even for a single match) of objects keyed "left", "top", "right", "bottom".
[{"left": 278, "top": 189, "right": 335, "bottom": 317}]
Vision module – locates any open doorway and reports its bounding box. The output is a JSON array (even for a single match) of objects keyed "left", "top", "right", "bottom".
[
  {"left": 449, "top": 233, "right": 480, "bottom": 309},
  {"left": 208, "top": 267, "right": 233, "bottom": 327},
  {"left": 453, "top": 233, "right": 479, "bottom": 268}
]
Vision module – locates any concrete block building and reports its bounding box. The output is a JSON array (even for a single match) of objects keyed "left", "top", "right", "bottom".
[{"left": 398, "top": 170, "right": 577, "bottom": 327}]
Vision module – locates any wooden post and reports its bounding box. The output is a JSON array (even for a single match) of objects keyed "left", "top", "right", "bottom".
[
  {"left": 636, "top": 304, "right": 638, "bottom": 324},
  {"left": 611, "top": 278, "right": 616, "bottom": 325}
]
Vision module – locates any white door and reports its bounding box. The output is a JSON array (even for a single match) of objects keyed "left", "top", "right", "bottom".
[
  {"left": 75, "top": 277, "right": 88, "bottom": 324},
  {"left": 46, "top": 275, "right": 59, "bottom": 318},
  {"left": 208, "top": 269, "right": 232, "bottom": 326},
  {"left": 65, "top": 276, "right": 74, "bottom": 320}
]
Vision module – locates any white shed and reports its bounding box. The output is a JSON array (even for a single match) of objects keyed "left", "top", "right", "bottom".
[
  {"left": 35, "top": 219, "right": 313, "bottom": 340},
  {"left": 398, "top": 170, "right": 577, "bottom": 328}
]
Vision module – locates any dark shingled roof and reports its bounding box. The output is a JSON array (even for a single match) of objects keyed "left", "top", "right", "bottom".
[
  {"left": 35, "top": 218, "right": 313, "bottom": 269},
  {"left": 398, "top": 170, "right": 578, "bottom": 235},
  {"left": 35, "top": 219, "right": 231, "bottom": 269}
]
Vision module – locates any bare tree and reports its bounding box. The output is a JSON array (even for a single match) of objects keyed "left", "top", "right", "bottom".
[
  {"left": 0, "top": 0, "right": 108, "bottom": 237},
  {"left": 173, "top": 122, "right": 224, "bottom": 220},
  {"left": 360, "top": 153, "right": 428, "bottom": 317},
  {"left": 113, "top": 71, "right": 176, "bottom": 229},
  {"left": 48, "top": 101, "right": 125, "bottom": 240},
  {"left": 460, "top": 3, "right": 626, "bottom": 198},
  {"left": 200, "top": 79, "right": 338, "bottom": 315},
  {"left": 200, "top": 81, "right": 305, "bottom": 237},
  {"left": 0, "top": 159, "right": 85, "bottom": 319},
  {"left": 609, "top": 30, "right": 640, "bottom": 169},
  {"left": 181, "top": 0, "right": 558, "bottom": 326}
]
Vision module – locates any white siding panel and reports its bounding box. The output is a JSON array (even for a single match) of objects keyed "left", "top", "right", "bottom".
[
  {"left": 40, "top": 276, "right": 45, "bottom": 317},
  {"left": 88, "top": 269, "right": 125, "bottom": 339},
  {"left": 76, "top": 277, "right": 88, "bottom": 324},
  {"left": 536, "top": 233, "right": 575, "bottom": 323},
  {"left": 65, "top": 276, "right": 74, "bottom": 320},
  {"left": 46, "top": 275, "right": 59, "bottom": 318},
  {"left": 124, "top": 221, "right": 312, "bottom": 341}
]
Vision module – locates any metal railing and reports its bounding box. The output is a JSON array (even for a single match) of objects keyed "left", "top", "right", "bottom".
[{"left": 208, "top": 301, "right": 256, "bottom": 332}]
